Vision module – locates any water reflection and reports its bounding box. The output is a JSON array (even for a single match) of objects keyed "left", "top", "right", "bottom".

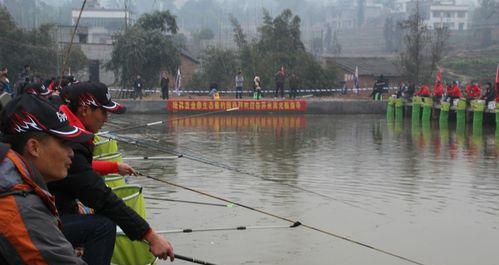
[{"left": 115, "top": 114, "right": 498, "bottom": 265}]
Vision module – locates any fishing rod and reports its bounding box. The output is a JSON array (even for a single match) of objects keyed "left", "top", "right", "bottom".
[
  {"left": 144, "top": 196, "right": 234, "bottom": 208},
  {"left": 175, "top": 254, "right": 218, "bottom": 265},
  {"left": 136, "top": 172, "right": 426, "bottom": 265},
  {"left": 59, "top": 0, "right": 87, "bottom": 85},
  {"left": 156, "top": 223, "right": 299, "bottom": 234},
  {"left": 103, "top": 132, "right": 386, "bottom": 216},
  {"left": 97, "top": 107, "right": 239, "bottom": 135},
  {"left": 123, "top": 155, "right": 182, "bottom": 161}
]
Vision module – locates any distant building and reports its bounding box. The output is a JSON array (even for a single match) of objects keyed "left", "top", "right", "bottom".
[
  {"left": 406, "top": 0, "right": 470, "bottom": 31},
  {"left": 71, "top": 8, "right": 132, "bottom": 44},
  {"left": 324, "top": 57, "right": 405, "bottom": 88}
]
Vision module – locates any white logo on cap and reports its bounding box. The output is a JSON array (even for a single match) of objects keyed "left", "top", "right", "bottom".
[
  {"left": 56, "top": 112, "right": 68, "bottom": 123},
  {"left": 13, "top": 117, "right": 43, "bottom": 133},
  {"left": 106, "top": 91, "right": 111, "bottom": 101}
]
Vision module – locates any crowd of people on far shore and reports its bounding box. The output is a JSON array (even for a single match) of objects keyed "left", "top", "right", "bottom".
[
  {"left": 207, "top": 68, "right": 301, "bottom": 100},
  {"left": 369, "top": 72, "right": 498, "bottom": 106}
]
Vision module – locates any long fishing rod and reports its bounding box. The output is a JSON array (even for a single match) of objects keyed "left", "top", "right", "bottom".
[
  {"left": 104, "top": 132, "right": 385, "bottom": 216},
  {"left": 98, "top": 107, "right": 239, "bottom": 135},
  {"left": 123, "top": 155, "right": 182, "bottom": 161},
  {"left": 144, "top": 196, "right": 234, "bottom": 207},
  {"left": 175, "top": 254, "right": 217, "bottom": 265},
  {"left": 59, "top": 0, "right": 87, "bottom": 85},
  {"left": 156, "top": 223, "right": 299, "bottom": 234},
  {"left": 136, "top": 172, "right": 426, "bottom": 265}
]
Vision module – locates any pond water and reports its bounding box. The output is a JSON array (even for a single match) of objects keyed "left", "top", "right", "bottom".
[{"left": 111, "top": 114, "right": 499, "bottom": 265}]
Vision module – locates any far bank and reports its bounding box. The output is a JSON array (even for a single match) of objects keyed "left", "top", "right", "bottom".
[{"left": 115, "top": 98, "right": 388, "bottom": 115}]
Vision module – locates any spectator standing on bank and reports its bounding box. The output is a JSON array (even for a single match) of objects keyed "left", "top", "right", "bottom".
[
  {"left": 254, "top": 76, "right": 262, "bottom": 100},
  {"left": 0, "top": 66, "right": 12, "bottom": 94},
  {"left": 20, "top": 64, "right": 32, "bottom": 83},
  {"left": 407, "top": 81, "right": 416, "bottom": 100},
  {"left": 133, "top": 75, "right": 144, "bottom": 100},
  {"left": 160, "top": 72, "right": 170, "bottom": 100},
  {"left": 289, "top": 73, "right": 300, "bottom": 99},
  {"left": 235, "top": 71, "right": 244, "bottom": 99},
  {"left": 274, "top": 67, "right": 285, "bottom": 99}
]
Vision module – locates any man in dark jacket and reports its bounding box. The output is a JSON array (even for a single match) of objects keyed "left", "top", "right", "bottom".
[
  {"left": 0, "top": 94, "right": 92, "bottom": 264},
  {"left": 160, "top": 72, "right": 170, "bottom": 100},
  {"left": 370, "top": 75, "right": 388, "bottom": 100},
  {"left": 289, "top": 73, "right": 300, "bottom": 99},
  {"left": 481, "top": 82, "right": 495, "bottom": 105},
  {"left": 133, "top": 75, "right": 144, "bottom": 100},
  {"left": 50, "top": 82, "right": 174, "bottom": 263},
  {"left": 274, "top": 68, "right": 285, "bottom": 99}
]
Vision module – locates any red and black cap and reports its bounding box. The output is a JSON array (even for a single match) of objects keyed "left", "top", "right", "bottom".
[
  {"left": 63, "top": 82, "right": 125, "bottom": 114},
  {"left": 23, "top": 83, "right": 52, "bottom": 96},
  {"left": 0, "top": 94, "right": 93, "bottom": 143}
]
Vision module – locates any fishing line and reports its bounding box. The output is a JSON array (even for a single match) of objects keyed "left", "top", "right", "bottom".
[
  {"left": 103, "top": 132, "right": 386, "bottom": 216},
  {"left": 137, "top": 172, "right": 426, "bottom": 265},
  {"left": 97, "top": 108, "right": 239, "bottom": 135},
  {"left": 144, "top": 196, "right": 234, "bottom": 208}
]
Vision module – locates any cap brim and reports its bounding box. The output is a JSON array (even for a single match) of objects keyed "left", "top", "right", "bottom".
[
  {"left": 40, "top": 90, "right": 52, "bottom": 96},
  {"left": 101, "top": 101, "right": 126, "bottom": 114},
  {"left": 49, "top": 124, "right": 93, "bottom": 143}
]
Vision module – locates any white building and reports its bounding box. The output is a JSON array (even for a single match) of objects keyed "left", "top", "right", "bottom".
[
  {"left": 71, "top": 9, "right": 132, "bottom": 44},
  {"left": 427, "top": 0, "right": 470, "bottom": 30}
]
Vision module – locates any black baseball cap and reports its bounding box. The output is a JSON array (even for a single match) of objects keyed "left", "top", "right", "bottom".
[
  {"left": 23, "top": 83, "right": 51, "bottom": 96},
  {"left": 0, "top": 94, "right": 93, "bottom": 143},
  {"left": 63, "top": 82, "right": 125, "bottom": 114}
]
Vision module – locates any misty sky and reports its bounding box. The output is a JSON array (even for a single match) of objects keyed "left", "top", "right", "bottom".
[{"left": 41, "top": 0, "right": 480, "bottom": 9}]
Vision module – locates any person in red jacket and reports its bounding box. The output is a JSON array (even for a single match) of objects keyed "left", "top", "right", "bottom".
[
  {"left": 464, "top": 81, "right": 481, "bottom": 100},
  {"left": 447, "top": 81, "right": 462, "bottom": 100},
  {"left": 414, "top": 84, "right": 431, "bottom": 97},
  {"left": 51, "top": 82, "right": 175, "bottom": 264},
  {"left": 433, "top": 80, "right": 444, "bottom": 101},
  {"left": 59, "top": 103, "right": 135, "bottom": 176}
]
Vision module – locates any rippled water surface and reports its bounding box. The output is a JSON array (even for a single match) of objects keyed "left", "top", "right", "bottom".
[{"left": 110, "top": 114, "right": 499, "bottom": 265}]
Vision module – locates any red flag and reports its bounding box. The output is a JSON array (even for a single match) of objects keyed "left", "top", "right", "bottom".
[{"left": 436, "top": 69, "right": 442, "bottom": 83}]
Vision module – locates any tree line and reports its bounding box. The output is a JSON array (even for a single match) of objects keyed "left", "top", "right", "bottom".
[
  {"left": 189, "top": 9, "right": 338, "bottom": 90},
  {"left": 0, "top": 5, "right": 86, "bottom": 82}
]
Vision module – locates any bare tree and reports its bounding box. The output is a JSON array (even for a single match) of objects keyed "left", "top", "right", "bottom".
[
  {"left": 431, "top": 25, "right": 450, "bottom": 74},
  {"left": 398, "top": 1, "right": 431, "bottom": 83}
]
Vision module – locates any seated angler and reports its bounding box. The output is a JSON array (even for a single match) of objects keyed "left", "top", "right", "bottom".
[
  {"left": 480, "top": 82, "right": 495, "bottom": 105},
  {"left": 432, "top": 80, "right": 444, "bottom": 102},
  {"left": 49, "top": 81, "right": 175, "bottom": 264},
  {"left": 446, "top": 81, "right": 462, "bottom": 101},
  {"left": 414, "top": 85, "right": 431, "bottom": 98},
  {"left": 0, "top": 94, "right": 92, "bottom": 264},
  {"left": 464, "top": 81, "right": 481, "bottom": 101}
]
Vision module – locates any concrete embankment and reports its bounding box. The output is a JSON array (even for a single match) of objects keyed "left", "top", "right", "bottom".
[{"left": 116, "top": 99, "right": 387, "bottom": 114}]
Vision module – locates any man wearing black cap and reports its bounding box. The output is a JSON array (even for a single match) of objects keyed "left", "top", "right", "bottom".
[
  {"left": 51, "top": 81, "right": 175, "bottom": 262},
  {"left": 19, "top": 82, "right": 52, "bottom": 100},
  {"left": 0, "top": 94, "right": 92, "bottom": 264}
]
